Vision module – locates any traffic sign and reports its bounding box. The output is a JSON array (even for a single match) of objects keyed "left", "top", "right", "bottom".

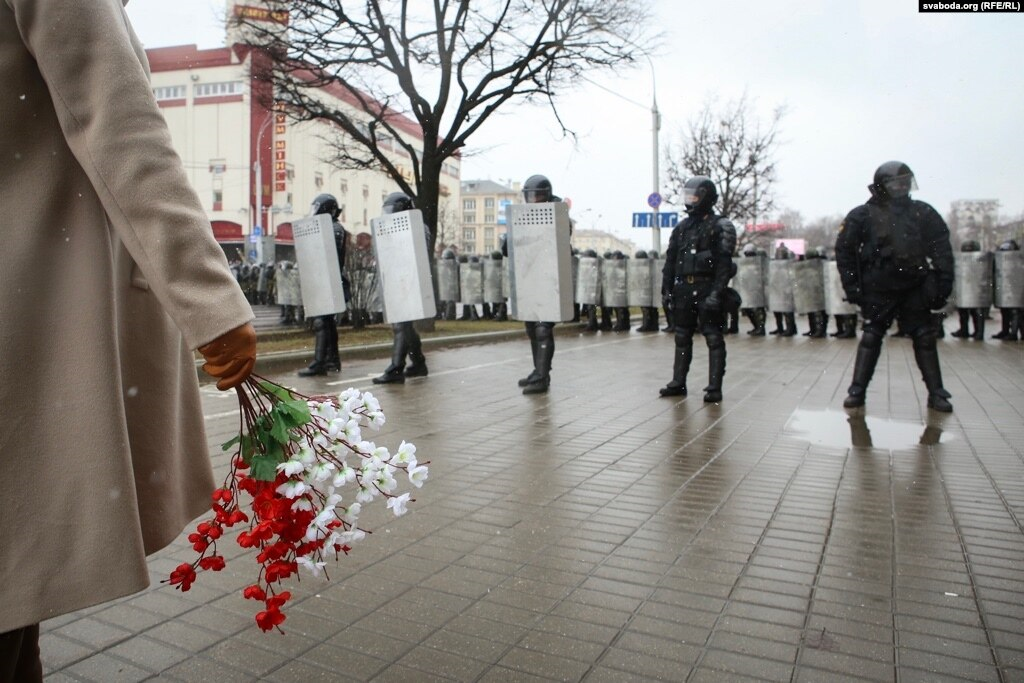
[
  {"left": 253, "top": 225, "right": 263, "bottom": 237},
  {"left": 632, "top": 212, "right": 678, "bottom": 228},
  {"left": 647, "top": 192, "right": 662, "bottom": 209}
]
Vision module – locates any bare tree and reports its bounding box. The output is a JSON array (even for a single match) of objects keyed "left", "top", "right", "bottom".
[
  {"left": 664, "top": 93, "right": 785, "bottom": 231},
  {"left": 235, "top": 0, "right": 656, "bottom": 256},
  {"left": 434, "top": 197, "right": 460, "bottom": 258},
  {"left": 947, "top": 199, "right": 1000, "bottom": 250}
]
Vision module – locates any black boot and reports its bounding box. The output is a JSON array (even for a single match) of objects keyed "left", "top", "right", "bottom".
[
  {"left": 613, "top": 307, "right": 630, "bottom": 332},
  {"left": 913, "top": 333, "right": 952, "bottom": 412},
  {"left": 298, "top": 321, "right": 331, "bottom": 377},
  {"left": 404, "top": 326, "right": 428, "bottom": 378},
  {"left": 661, "top": 306, "right": 673, "bottom": 332},
  {"left": 518, "top": 327, "right": 541, "bottom": 387},
  {"left": 1010, "top": 309, "right": 1023, "bottom": 341},
  {"left": 374, "top": 325, "right": 409, "bottom": 384},
  {"left": 812, "top": 312, "right": 828, "bottom": 338},
  {"left": 991, "top": 310, "right": 1010, "bottom": 339},
  {"left": 970, "top": 309, "right": 985, "bottom": 340},
  {"left": 599, "top": 307, "right": 613, "bottom": 331},
  {"left": 781, "top": 313, "right": 798, "bottom": 337},
  {"left": 770, "top": 312, "right": 785, "bottom": 335},
  {"left": 584, "top": 305, "right": 599, "bottom": 331},
  {"left": 749, "top": 309, "right": 766, "bottom": 336},
  {"left": 951, "top": 309, "right": 970, "bottom": 337},
  {"left": 932, "top": 312, "right": 946, "bottom": 339},
  {"left": 324, "top": 321, "right": 341, "bottom": 372},
  {"left": 660, "top": 332, "right": 693, "bottom": 397},
  {"left": 704, "top": 341, "right": 726, "bottom": 403},
  {"left": 522, "top": 325, "right": 554, "bottom": 395},
  {"left": 836, "top": 315, "right": 857, "bottom": 339},
  {"left": 648, "top": 307, "right": 660, "bottom": 332},
  {"left": 495, "top": 302, "right": 508, "bottom": 322},
  {"left": 843, "top": 332, "right": 883, "bottom": 408}
]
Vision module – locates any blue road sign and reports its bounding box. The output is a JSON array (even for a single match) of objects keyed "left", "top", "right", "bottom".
[
  {"left": 632, "top": 212, "right": 679, "bottom": 228},
  {"left": 647, "top": 192, "right": 663, "bottom": 209},
  {"left": 253, "top": 225, "right": 263, "bottom": 237}
]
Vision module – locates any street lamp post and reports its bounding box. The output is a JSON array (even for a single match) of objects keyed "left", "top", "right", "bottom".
[
  {"left": 647, "top": 60, "right": 661, "bottom": 254},
  {"left": 253, "top": 113, "right": 273, "bottom": 263}
]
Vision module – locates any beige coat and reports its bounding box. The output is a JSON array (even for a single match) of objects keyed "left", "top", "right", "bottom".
[{"left": 0, "top": 0, "right": 253, "bottom": 631}]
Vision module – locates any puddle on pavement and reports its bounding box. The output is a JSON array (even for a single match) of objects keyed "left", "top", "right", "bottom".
[{"left": 785, "top": 409, "right": 954, "bottom": 449}]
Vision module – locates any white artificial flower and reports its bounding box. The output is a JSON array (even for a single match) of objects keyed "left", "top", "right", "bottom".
[
  {"left": 326, "top": 492, "right": 343, "bottom": 508},
  {"left": 355, "top": 485, "right": 376, "bottom": 503},
  {"left": 338, "top": 388, "right": 360, "bottom": 402},
  {"left": 361, "top": 392, "right": 381, "bottom": 414},
  {"left": 331, "top": 466, "right": 356, "bottom": 488},
  {"left": 387, "top": 492, "right": 411, "bottom": 516},
  {"left": 408, "top": 464, "right": 429, "bottom": 488},
  {"left": 393, "top": 441, "right": 417, "bottom": 466},
  {"left": 291, "top": 498, "right": 314, "bottom": 511},
  {"left": 297, "top": 556, "right": 327, "bottom": 577},
  {"left": 297, "top": 447, "right": 316, "bottom": 466},
  {"left": 367, "top": 411, "right": 386, "bottom": 430},
  {"left": 277, "top": 459, "right": 305, "bottom": 476},
  {"left": 276, "top": 480, "right": 307, "bottom": 499},
  {"left": 374, "top": 468, "right": 397, "bottom": 493},
  {"left": 341, "top": 502, "right": 361, "bottom": 524},
  {"left": 310, "top": 462, "right": 336, "bottom": 482}
]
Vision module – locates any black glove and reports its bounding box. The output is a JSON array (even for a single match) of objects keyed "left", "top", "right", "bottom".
[
  {"left": 662, "top": 293, "right": 673, "bottom": 312},
  {"left": 702, "top": 290, "right": 722, "bottom": 312}
]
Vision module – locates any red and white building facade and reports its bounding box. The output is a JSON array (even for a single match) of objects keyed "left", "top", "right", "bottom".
[{"left": 146, "top": 2, "right": 461, "bottom": 261}]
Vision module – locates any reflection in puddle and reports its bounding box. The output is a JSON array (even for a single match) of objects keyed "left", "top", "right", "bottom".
[{"left": 785, "top": 409, "right": 954, "bottom": 449}]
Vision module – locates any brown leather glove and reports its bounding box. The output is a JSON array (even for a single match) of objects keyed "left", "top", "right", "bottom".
[{"left": 198, "top": 323, "right": 257, "bottom": 390}]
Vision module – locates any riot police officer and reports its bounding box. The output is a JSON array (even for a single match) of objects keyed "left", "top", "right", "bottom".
[
  {"left": 438, "top": 248, "right": 460, "bottom": 320},
  {"left": 835, "top": 161, "right": 954, "bottom": 412},
  {"left": 993, "top": 239, "right": 1022, "bottom": 341},
  {"left": 735, "top": 244, "right": 768, "bottom": 336},
  {"left": 660, "top": 177, "right": 737, "bottom": 402},
  {"left": 513, "top": 174, "right": 562, "bottom": 394},
  {"left": 372, "top": 192, "right": 429, "bottom": 384},
  {"left": 298, "top": 193, "right": 348, "bottom": 376},
  {"left": 951, "top": 240, "right": 991, "bottom": 340}
]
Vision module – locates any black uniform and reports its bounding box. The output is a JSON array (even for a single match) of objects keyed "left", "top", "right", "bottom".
[
  {"left": 834, "top": 161, "right": 954, "bottom": 411},
  {"left": 660, "top": 177, "right": 737, "bottom": 402}
]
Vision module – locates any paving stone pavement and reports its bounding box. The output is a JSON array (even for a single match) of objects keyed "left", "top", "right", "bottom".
[{"left": 40, "top": 323, "right": 1024, "bottom": 682}]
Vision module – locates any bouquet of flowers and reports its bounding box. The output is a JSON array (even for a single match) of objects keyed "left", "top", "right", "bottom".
[{"left": 166, "top": 375, "right": 427, "bottom": 632}]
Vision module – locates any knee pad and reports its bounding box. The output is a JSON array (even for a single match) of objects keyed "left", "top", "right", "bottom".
[
  {"left": 534, "top": 323, "right": 554, "bottom": 344},
  {"left": 312, "top": 317, "right": 326, "bottom": 332},
  {"left": 860, "top": 329, "right": 884, "bottom": 351},
  {"left": 704, "top": 332, "right": 725, "bottom": 351},
  {"left": 674, "top": 329, "right": 694, "bottom": 347}
]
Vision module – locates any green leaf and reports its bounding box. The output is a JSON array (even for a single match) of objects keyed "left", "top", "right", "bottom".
[
  {"left": 221, "top": 434, "right": 241, "bottom": 451},
  {"left": 250, "top": 454, "right": 279, "bottom": 482},
  {"left": 257, "top": 381, "right": 294, "bottom": 402},
  {"left": 269, "top": 414, "right": 292, "bottom": 446},
  {"left": 277, "top": 399, "right": 312, "bottom": 427}
]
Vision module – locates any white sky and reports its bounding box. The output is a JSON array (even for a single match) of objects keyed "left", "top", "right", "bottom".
[{"left": 127, "top": 0, "right": 1024, "bottom": 249}]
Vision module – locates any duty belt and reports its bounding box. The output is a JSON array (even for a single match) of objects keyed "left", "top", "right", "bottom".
[{"left": 675, "top": 275, "right": 713, "bottom": 284}]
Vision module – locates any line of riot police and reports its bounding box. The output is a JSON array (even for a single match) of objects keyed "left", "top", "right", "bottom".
[{"left": 946, "top": 239, "right": 1023, "bottom": 342}]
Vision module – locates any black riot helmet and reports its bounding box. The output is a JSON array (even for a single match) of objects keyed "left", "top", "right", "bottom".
[
  {"left": 491, "top": 250, "right": 503, "bottom": 260},
  {"left": 310, "top": 193, "right": 341, "bottom": 219},
  {"left": 582, "top": 248, "right": 598, "bottom": 258},
  {"left": 998, "top": 239, "right": 1020, "bottom": 252},
  {"left": 442, "top": 248, "right": 456, "bottom": 260},
  {"left": 870, "top": 161, "right": 917, "bottom": 201},
  {"left": 635, "top": 250, "right": 649, "bottom": 259},
  {"left": 681, "top": 176, "right": 718, "bottom": 216},
  {"left": 960, "top": 240, "right": 981, "bottom": 253},
  {"left": 742, "top": 243, "right": 757, "bottom": 257},
  {"left": 382, "top": 192, "right": 415, "bottom": 214},
  {"left": 522, "top": 174, "right": 553, "bottom": 203},
  {"left": 457, "top": 253, "right": 469, "bottom": 263}
]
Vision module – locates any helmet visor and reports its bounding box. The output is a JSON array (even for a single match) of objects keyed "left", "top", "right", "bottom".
[
  {"left": 523, "top": 188, "right": 550, "bottom": 203},
  {"left": 882, "top": 173, "right": 917, "bottom": 199},
  {"left": 682, "top": 186, "right": 704, "bottom": 208}
]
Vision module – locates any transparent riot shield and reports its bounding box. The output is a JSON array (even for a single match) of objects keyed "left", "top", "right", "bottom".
[
  {"left": 733, "top": 255, "right": 767, "bottom": 309},
  {"left": 767, "top": 260, "right": 794, "bottom": 313},
  {"left": 575, "top": 256, "right": 601, "bottom": 305},
  {"left": 627, "top": 259, "right": 654, "bottom": 307},
  {"left": 483, "top": 258, "right": 504, "bottom": 304},
  {"left": 459, "top": 260, "right": 484, "bottom": 305},
  {"left": 370, "top": 209, "right": 436, "bottom": 323},
  {"left": 507, "top": 202, "right": 574, "bottom": 321},
  {"left": 953, "top": 251, "right": 993, "bottom": 308},
  {"left": 994, "top": 251, "right": 1024, "bottom": 308},
  {"left": 437, "top": 259, "right": 460, "bottom": 303},
  {"left": 825, "top": 261, "right": 858, "bottom": 315},
  {"left": 601, "top": 259, "right": 628, "bottom": 308},
  {"left": 791, "top": 259, "right": 826, "bottom": 314},
  {"left": 292, "top": 214, "right": 346, "bottom": 317}
]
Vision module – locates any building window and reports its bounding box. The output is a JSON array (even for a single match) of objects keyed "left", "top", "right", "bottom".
[
  {"left": 212, "top": 188, "right": 223, "bottom": 212},
  {"left": 340, "top": 179, "right": 348, "bottom": 196},
  {"left": 362, "top": 185, "right": 369, "bottom": 199},
  {"left": 463, "top": 199, "right": 476, "bottom": 210},
  {"left": 462, "top": 242, "right": 475, "bottom": 254},
  {"left": 314, "top": 172, "right": 324, "bottom": 189},
  {"left": 153, "top": 85, "right": 186, "bottom": 100},
  {"left": 484, "top": 213, "right": 494, "bottom": 224},
  {"left": 193, "top": 81, "right": 245, "bottom": 98},
  {"left": 485, "top": 227, "right": 494, "bottom": 240},
  {"left": 463, "top": 228, "right": 476, "bottom": 241},
  {"left": 463, "top": 212, "right": 475, "bottom": 224},
  {"left": 484, "top": 198, "right": 495, "bottom": 208},
  {"left": 484, "top": 240, "right": 494, "bottom": 252}
]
